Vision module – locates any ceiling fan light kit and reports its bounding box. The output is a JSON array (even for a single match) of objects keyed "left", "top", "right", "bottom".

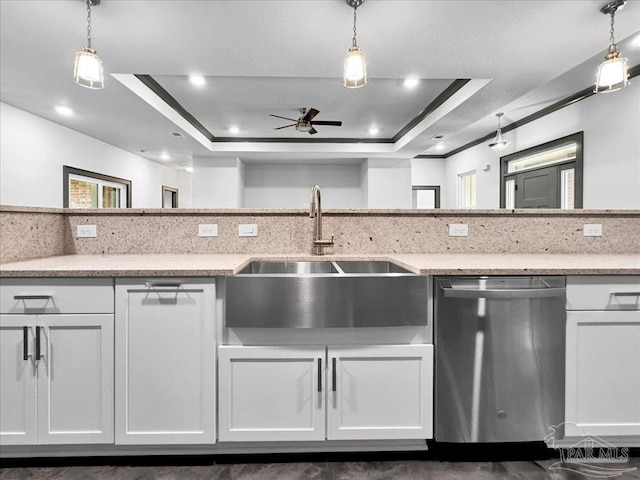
[
  {"left": 594, "top": 0, "right": 630, "bottom": 93},
  {"left": 73, "top": 0, "right": 104, "bottom": 89},
  {"left": 343, "top": 0, "right": 368, "bottom": 88},
  {"left": 488, "top": 113, "right": 510, "bottom": 151}
]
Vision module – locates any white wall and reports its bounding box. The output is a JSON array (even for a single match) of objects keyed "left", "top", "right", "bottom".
[
  {"left": 364, "top": 158, "right": 412, "bottom": 208},
  {"left": 176, "top": 170, "right": 192, "bottom": 208},
  {"left": 192, "top": 156, "right": 245, "bottom": 208},
  {"left": 441, "top": 80, "right": 640, "bottom": 209},
  {"left": 244, "top": 163, "right": 362, "bottom": 208},
  {"left": 0, "top": 102, "right": 179, "bottom": 208}
]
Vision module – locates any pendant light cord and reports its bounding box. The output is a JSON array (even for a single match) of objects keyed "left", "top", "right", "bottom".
[
  {"left": 352, "top": 6, "right": 358, "bottom": 48},
  {"left": 86, "top": 0, "right": 93, "bottom": 49}
]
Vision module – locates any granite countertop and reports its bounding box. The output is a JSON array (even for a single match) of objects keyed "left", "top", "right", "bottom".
[{"left": 0, "top": 253, "right": 638, "bottom": 277}]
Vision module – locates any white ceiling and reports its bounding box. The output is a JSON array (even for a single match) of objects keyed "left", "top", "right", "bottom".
[{"left": 1, "top": 0, "right": 639, "bottom": 168}]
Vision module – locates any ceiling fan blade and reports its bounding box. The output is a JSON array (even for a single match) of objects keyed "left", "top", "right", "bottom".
[
  {"left": 273, "top": 124, "right": 297, "bottom": 130},
  {"left": 309, "top": 127, "right": 318, "bottom": 135},
  {"left": 302, "top": 108, "right": 319, "bottom": 122},
  {"left": 310, "top": 120, "right": 342, "bottom": 126},
  {"left": 270, "top": 114, "right": 298, "bottom": 122}
]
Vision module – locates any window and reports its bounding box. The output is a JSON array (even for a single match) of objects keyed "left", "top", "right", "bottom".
[
  {"left": 412, "top": 186, "right": 440, "bottom": 209},
  {"left": 63, "top": 166, "right": 131, "bottom": 208},
  {"left": 500, "top": 132, "right": 583, "bottom": 209},
  {"left": 457, "top": 170, "right": 476, "bottom": 208}
]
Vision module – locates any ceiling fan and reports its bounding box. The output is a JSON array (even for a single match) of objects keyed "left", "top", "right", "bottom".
[{"left": 269, "top": 108, "right": 343, "bottom": 135}]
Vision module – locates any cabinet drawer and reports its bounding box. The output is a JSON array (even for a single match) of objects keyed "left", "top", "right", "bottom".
[
  {"left": 0, "top": 278, "right": 114, "bottom": 314},
  {"left": 566, "top": 276, "right": 640, "bottom": 311}
]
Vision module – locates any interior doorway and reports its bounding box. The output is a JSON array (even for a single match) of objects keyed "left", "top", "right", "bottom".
[{"left": 162, "top": 186, "right": 179, "bottom": 208}]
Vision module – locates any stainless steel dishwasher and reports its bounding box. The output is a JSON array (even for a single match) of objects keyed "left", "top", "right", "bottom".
[{"left": 434, "top": 276, "right": 566, "bottom": 443}]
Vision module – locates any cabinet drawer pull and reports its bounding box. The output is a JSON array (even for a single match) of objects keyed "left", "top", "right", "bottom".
[
  {"left": 14, "top": 295, "right": 52, "bottom": 300},
  {"left": 23, "top": 326, "right": 29, "bottom": 361},
  {"left": 332, "top": 358, "right": 337, "bottom": 392},
  {"left": 611, "top": 292, "right": 640, "bottom": 297},
  {"left": 145, "top": 282, "right": 182, "bottom": 289},
  {"left": 318, "top": 358, "right": 322, "bottom": 393},
  {"left": 35, "top": 326, "right": 42, "bottom": 360}
]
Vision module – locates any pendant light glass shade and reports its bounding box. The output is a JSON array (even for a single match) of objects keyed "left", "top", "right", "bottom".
[
  {"left": 593, "top": 0, "right": 629, "bottom": 93},
  {"left": 74, "top": 0, "right": 104, "bottom": 89},
  {"left": 594, "top": 47, "right": 629, "bottom": 93},
  {"left": 343, "top": 46, "right": 368, "bottom": 88},
  {"left": 73, "top": 47, "right": 104, "bottom": 89},
  {"left": 488, "top": 113, "right": 509, "bottom": 151}
]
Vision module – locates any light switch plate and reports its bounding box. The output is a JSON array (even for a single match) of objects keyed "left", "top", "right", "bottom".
[
  {"left": 583, "top": 224, "right": 603, "bottom": 237},
  {"left": 77, "top": 225, "right": 97, "bottom": 238},
  {"left": 239, "top": 224, "right": 258, "bottom": 237},
  {"left": 198, "top": 224, "right": 218, "bottom": 237},
  {"left": 449, "top": 224, "right": 468, "bottom": 237}
]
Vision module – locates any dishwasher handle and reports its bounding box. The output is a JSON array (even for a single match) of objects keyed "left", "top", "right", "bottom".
[{"left": 441, "top": 287, "right": 565, "bottom": 299}]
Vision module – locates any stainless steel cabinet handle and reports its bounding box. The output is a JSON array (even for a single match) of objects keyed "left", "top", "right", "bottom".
[
  {"left": 441, "top": 287, "right": 566, "bottom": 299},
  {"left": 332, "top": 358, "right": 337, "bottom": 392},
  {"left": 14, "top": 295, "right": 52, "bottom": 300},
  {"left": 35, "top": 326, "right": 42, "bottom": 360},
  {"left": 611, "top": 292, "right": 640, "bottom": 297},
  {"left": 317, "top": 358, "right": 322, "bottom": 393},
  {"left": 23, "top": 326, "right": 29, "bottom": 361},
  {"left": 144, "top": 282, "right": 182, "bottom": 289}
]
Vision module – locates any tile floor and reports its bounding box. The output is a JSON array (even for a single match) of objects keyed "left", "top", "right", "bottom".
[{"left": 1, "top": 451, "right": 639, "bottom": 480}]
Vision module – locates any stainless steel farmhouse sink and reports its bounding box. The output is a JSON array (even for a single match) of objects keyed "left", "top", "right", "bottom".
[{"left": 226, "top": 261, "right": 428, "bottom": 328}]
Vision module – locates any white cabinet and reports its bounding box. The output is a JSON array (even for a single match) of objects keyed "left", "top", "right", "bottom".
[
  {"left": 218, "top": 344, "right": 433, "bottom": 442},
  {"left": 565, "top": 276, "right": 640, "bottom": 438},
  {"left": 0, "top": 279, "right": 114, "bottom": 446},
  {"left": 218, "top": 346, "right": 325, "bottom": 442},
  {"left": 115, "top": 279, "right": 216, "bottom": 445},
  {"left": 327, "top": 345, "right": 433, "bottom": 440}
]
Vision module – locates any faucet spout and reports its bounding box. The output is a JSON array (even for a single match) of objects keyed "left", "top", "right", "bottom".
[{"left": 309, "top": 185, "right": 334, "bottom": 255}]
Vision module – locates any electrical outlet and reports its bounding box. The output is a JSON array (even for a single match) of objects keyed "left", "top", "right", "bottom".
[
  {"left": 449, "top": 224, "right": 469, "bottom": 237},
  {"left": 239, "top": 224, "right": 258, "bottom": 237},
  {"left": 198, "top": 224, "right": 218, "bottom": 237},
  {"left": 77, "top": 225, "right": 97, "bottom": 238},
  {"left": 583, "top": 224, "right": 603, "bottom": 237}
]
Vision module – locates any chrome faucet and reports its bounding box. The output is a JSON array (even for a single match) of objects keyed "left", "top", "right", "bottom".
[{"left": 309, "top": 185, "right": 334, "bottom": 255}]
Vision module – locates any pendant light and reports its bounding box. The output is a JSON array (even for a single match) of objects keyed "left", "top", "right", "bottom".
[
  {"left": 73, "top": 0, "right": 105, "bottom": 89},
  {"left": 343, "top": 0, "right": 368, "bottom": 89},
  {"left": 488, "top": 113, "right": 510, "bottom": 151},
  {"left": 594, "top": 0, "right": 629, "bottom": 93}
]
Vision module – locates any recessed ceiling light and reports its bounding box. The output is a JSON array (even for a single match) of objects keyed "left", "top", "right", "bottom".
[
  {"left": 431, "top": 134, "right": 445, "bottom": 140},
  {"left": 55, "top": 105, "right": 74, "bottom": 116},
  {"left": 435, "top": 144, "right": 445, "bottom": 151},
  {"left": 229, "top": 126, "right": 240, "bottom": 134},
  {"left": 404, "top": 78, "right": 420, "bottom": 89},
  {"left": 368, "top": 127, "right": 379, "bottom": 135},
  {"left": 168, "top": 131, "right": 184, "bottom": 137},
  {"left": 160, "top": 152, "right": 170, "bottom": 161},
  {"left": 189, "top": 75, "right": 206, "bottom": 87}
]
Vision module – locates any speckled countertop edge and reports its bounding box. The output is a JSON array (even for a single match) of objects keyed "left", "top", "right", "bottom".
[{"left": 1, "top": 253, "right": 639, "bottom": 277}]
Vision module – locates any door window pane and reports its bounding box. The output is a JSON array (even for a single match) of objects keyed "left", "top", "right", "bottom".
[
  {"left": 561, "top": 168, "right": 575, "bottom": 209},
  {"left": 458, "top": 171, "right": 476, "bottom": 208},
  {"left": 507, "top": 143, "right": 576, "bottom": 173}
]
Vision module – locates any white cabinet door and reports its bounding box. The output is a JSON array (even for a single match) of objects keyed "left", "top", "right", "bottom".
[
  {"left": 37, "top": 315, "right": 114, "bottom": 444},
  {"left": 218, "top": 346, "right": 326, "bottom": 442},
  {"left": 0, "top": 316, "right": 37, "bottom": 445},
  {"left": 566, "top": 311, "right": 640, "bottom": 437},
  {"left": 327, "top": 344, "right": 433, "bottom": 440},
  {"left": 115, "top": 280, "right": 216, "bottom": 445}
]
